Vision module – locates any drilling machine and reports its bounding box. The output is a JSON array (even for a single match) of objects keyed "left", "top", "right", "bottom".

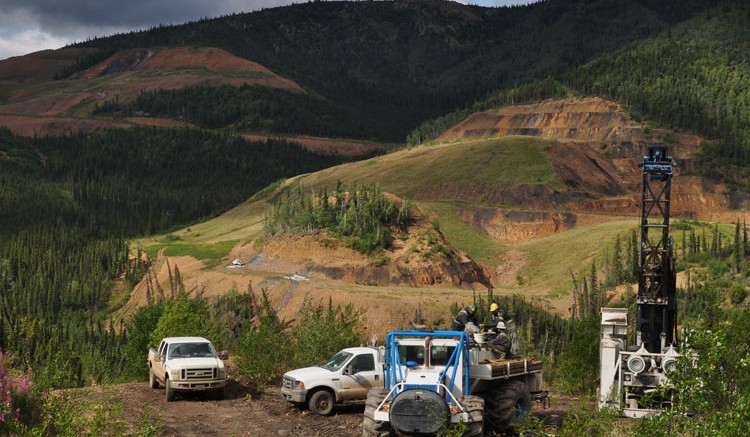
[{"left": 599, "top": 144, "right": 679, "bottom": 417}]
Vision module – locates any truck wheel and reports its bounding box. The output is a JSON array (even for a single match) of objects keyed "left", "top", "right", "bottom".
[
  {"left": 363, "top": 388, "right": 395, "bottom": 437},
  {"left": 308, "top": 390, "right": 334, "bottom": 416},
  {"left": 149, "top": 368, "right": 160, "bottom": 389},
  {"left": 461, "top": 395, "right": 484, "bottom": 437},
  {"left": 483, "top": 379, "right": 531, "bottom": 433},
  {"left": 165, "top": 377, "right": 175, "bottom": 402}
]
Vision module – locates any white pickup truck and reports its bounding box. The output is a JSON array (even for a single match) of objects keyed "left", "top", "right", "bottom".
[
  {"left": 147, "top": 336, "right": 228, "bottom": 401},
  {"left": 281, "top": 346, "right": 385, "bottom": 415}
]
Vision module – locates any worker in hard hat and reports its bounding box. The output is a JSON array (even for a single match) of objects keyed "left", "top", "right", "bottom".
[
  {"left": 451, "top": 305, "right": 479, "bottom": 333},
  {"left": 489, "top": 302, "right": 511, "bottom": 327},
  {"left": 487, "top": 303, "right": 518, "bottom": 358}
]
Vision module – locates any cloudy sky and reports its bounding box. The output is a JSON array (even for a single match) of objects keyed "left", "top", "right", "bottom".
[{"left": 0, "top": 0, "right": 534, "bottom": 61}]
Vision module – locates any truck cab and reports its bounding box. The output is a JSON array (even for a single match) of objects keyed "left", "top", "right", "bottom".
[
  {"left": 281, "top": 346, "right": 385, "bottom": 415},
  {"left": 148, "top": 336, "right": 227, "bottom": 402}
]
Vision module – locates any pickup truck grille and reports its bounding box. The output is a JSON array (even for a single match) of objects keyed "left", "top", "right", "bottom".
[
  {"left": 181, "top": 368, "right": 218, "bottom": 380},
  {"left": 282, "top": 376, "right": 295, "bottom": 389}
]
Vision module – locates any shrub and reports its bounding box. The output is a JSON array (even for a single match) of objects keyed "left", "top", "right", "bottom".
[
  {"left": 0, "top": 351, "right": 46, "bottom": 435},
  {"left": 556, "top": 316, "right": 600, "bottom": 395},
  {"left": 234, "top": 291, "right": 367, "bottom": 388},
  {"left": 234, "top": 291, "right": 293, "bottom": 388},
  {"left": 205, "top": 287, "right": 256, "bottom": 351},
  {"left": 729, "top": 282, "right": 747, "bottom": 305},
  {"left": 121, "top": 303, "right": 165, "bottom": 380},
  {"left": 149, "top": 292, "right": 211, "bottom": 346},
  {"left": 292, "top": 296, "right": 365, "bottom": 368}
]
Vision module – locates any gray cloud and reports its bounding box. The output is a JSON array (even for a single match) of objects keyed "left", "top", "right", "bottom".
[{"left": 0, "top": 0, "right": 533, "bottom": 60}]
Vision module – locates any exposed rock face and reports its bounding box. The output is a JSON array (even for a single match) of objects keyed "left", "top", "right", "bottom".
[
  {"left": 309, "top": 258, "right": 492, "bottom": 289},
  {"left": 462, "top": 208, "right": 578, "bottom": 244},
  {"left": 438, "top": 97, "right": 645, "bottom": 144}
]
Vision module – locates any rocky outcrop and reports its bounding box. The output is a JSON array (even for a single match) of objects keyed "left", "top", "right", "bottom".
[
  {"left": 438, "top": 97, "right": 646, "bottom": 144},
  {"left": 308, "top": 258, "right": 492, "bottom": 290},
  {"left": 461, "top": 208, "right": 578, "bottom": 244}
]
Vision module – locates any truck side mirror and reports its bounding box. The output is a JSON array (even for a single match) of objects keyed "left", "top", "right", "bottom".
[
  {"left": 218, "top": 350, "right": 229, "bottom": 360},
  {"left": 343, "top": 365, "right": 352, "bottom": 375}
]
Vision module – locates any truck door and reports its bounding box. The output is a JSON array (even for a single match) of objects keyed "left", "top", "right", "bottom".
[
  {"left": 340, "top": 353, "right": 381, "bottom": 400},
  {"left": 152, "top": 340, "right": 167, "bottom": 380}
]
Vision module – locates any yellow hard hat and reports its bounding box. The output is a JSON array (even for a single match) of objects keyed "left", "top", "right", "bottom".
[{"left": 490, "top": 303, "right": 499, "bottom": 312}]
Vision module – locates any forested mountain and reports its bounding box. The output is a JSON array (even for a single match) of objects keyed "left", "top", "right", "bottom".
[{"left": 59, "top": 0, "right": 721, "bottom": 141}]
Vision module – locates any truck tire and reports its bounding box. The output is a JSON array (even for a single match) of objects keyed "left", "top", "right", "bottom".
[
  {"left": 149, "top": 368, "right": 160, "bottom": 389},
  {"left": 461, "top": 395, "right": 484, "bottom": 437},
  {"left": 165, "top": 376, "right": 175, "bottom": 402},
  {"left": 483, "top": 379, "right": 531, "bottom": 433},
  {"left": 308, "top": 389, "right": 335, "bottom": 416},
  {"left": 363, "top": 388, "right": 395, "bottom": 437}
]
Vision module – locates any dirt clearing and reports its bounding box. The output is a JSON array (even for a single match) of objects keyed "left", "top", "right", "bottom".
[{"left": 87, "top": 382, "right": 362, "bottom": 437}]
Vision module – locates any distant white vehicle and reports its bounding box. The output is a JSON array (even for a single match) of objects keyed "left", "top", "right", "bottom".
[{"left": 232, "top": 259, "right": 244, "bottom": 266}]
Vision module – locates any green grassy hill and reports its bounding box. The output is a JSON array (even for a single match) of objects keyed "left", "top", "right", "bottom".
[{"left": 137, "top": 135, "right": 638, "bottom": 306}]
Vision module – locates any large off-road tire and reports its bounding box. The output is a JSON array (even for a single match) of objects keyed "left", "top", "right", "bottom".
[
  {"left": 482, "top": 379, "right": 532, "bottom": 433},
  {"left": 461, "top": 395, "right": 484, "bottom": 437},
  {"left": 149, "top": 368, "right": 160, "bottom": 389},
  {"left": 308, "top": 389, "right": 335, "bottom": 416},
  {"left": 363, "top": 388, "right": 395, "bottom": 437},
  {"left": 165, "top": 376, "right": 175, "bottom": 402}
]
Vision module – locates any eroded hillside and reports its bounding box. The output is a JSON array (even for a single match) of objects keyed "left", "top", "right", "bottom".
[
  {"left": 123, "top": 97, "right": 750, "bottom": 332},
  {"left": 0, "top": 47, "right": 301, "bottom": 134}
]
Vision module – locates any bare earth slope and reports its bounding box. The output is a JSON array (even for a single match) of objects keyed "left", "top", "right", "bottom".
[{"left": 0, "top": 46, "right": 304, "bottom": 137}]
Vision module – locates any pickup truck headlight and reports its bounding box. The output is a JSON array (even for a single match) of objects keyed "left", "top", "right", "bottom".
[
  {"left": 218, "top": 368, "right": 226, "bottom": 379},
  {"left": 294, "top": 380, "right": 305, "bottom": 390},
  {"left": 170, "top": 369, "right": 181, "bottom": 380}
]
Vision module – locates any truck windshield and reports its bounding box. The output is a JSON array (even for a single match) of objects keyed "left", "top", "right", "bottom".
[
  {"left": 168, "top": 342, "right": 216, "bottom": 359},
  {"left": 321, "top": 351, "right": 352, "bottom": 370}
]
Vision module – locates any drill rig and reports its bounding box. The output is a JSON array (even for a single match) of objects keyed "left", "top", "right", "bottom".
[{"left": 599, "top": 144, "right": 679, "bottom": 417}]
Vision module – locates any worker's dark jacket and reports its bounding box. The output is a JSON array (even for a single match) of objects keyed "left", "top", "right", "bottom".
[{"left": 451, "top": 307, "right": 477, "bottom": 331}]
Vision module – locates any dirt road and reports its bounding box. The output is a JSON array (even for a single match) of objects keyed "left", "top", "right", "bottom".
[{"left": 113, "top": 380, "right": 363, "bottom": 437}]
